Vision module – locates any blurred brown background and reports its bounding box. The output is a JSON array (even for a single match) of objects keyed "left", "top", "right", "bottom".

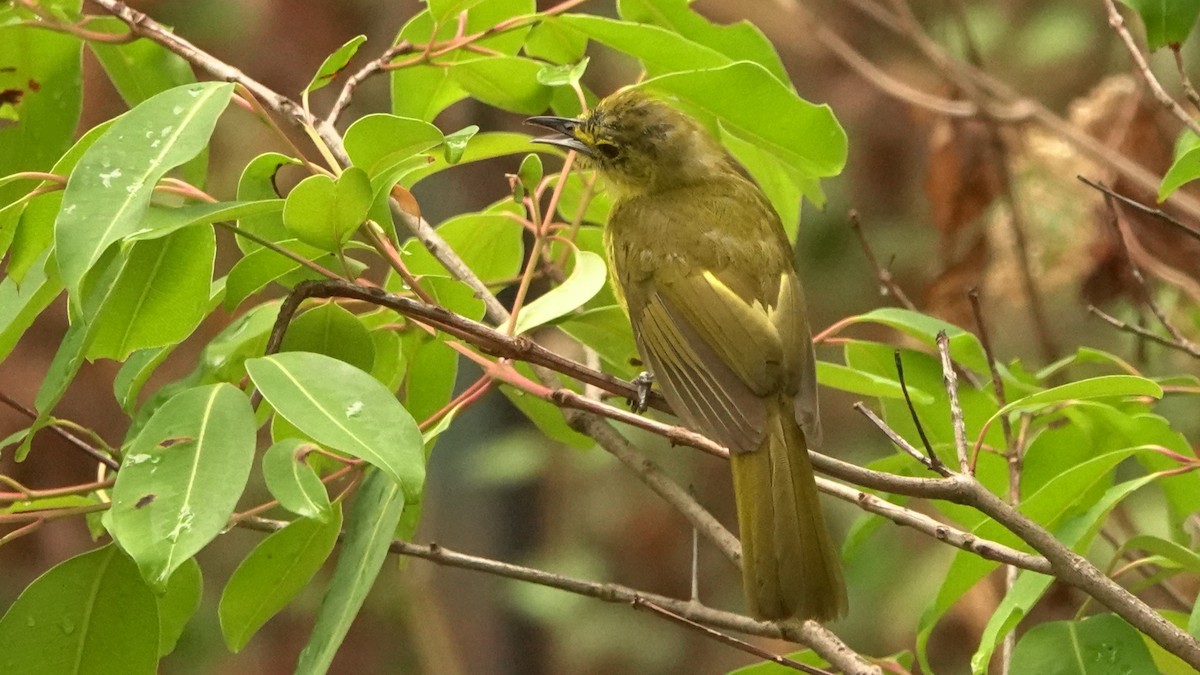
[{"left": 3, "top": 0, "right": 1198, "bottom": 673}]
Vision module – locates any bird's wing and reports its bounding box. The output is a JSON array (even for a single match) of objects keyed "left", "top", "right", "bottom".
[{"left": 633, "top": 267, "right": 820, "bottom": 454}]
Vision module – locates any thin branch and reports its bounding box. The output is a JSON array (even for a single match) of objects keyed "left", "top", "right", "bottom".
[
  {"left": 236, "top": 516, "right": 880, "bottom": 675},
  {"left": 1077, "top": 176, "right": 1200, "bottom": 244},
  {"left": 266, "top": 279, "right": 671, "bottom": 413},
  {"left": 1103, "top": 0, "right": 1200, "bottom": 138},
  {"left": 0, "top": 391, "right": 120, "bottom": 471},
  {"left": 963, "top": 483, "right": 1200, "bottom": 668},
  {"left": 1170, "top": 45, "right": 1200, "bottom": 114},
  {"left": 1087, "top": 305, "right": 1200, "bottom": 358},
  {"left": 631, "top": 598, "right": 833, "bottom": 675},
  {"left": 967, "top": 289, "right": 1012, "bottom": 447},
  {"left": 935, "top": 331, "right": 971, "bottom": 474},
  {"left": 325, "top": 40, "right": 415, "bottom": 126},
  {"left": 853, "top": 402, "right": 939, "bottom": 474},
  {"left": 1099, "top": 191, "right": 1189, "bottom": 343},
  {"left": 892, "top": 351, "right": 944, "bottom": 473},
  {"left": 849, "top": 211, "right": 916, "bottom": 310}
]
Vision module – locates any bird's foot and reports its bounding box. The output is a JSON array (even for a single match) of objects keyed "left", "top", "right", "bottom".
[{"left": 629, "top": 371, "right": 655, "bottom": 413}]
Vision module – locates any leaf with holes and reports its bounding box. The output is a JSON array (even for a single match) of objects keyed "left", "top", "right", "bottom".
[{"left": 109, "top": 383, "right": 257, "bottom": 589}]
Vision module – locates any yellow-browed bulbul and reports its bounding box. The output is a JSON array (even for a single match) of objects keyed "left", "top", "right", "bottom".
[{"left": 528, "top": 89, "right": 847, "bottom": 622}]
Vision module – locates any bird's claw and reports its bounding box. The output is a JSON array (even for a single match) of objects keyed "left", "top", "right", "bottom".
[{"left": 629, "top": 371, "right": 655, "bottom": 413}]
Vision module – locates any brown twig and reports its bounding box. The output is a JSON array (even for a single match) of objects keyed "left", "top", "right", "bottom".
[
  {"left": 1104, "top": 0, "right": 1200, "bottom": 138},
  {"left": 1087, "top": 305, "right": 1200, "bottom": 358},
  {"left": 1171, "top": 45, "right": 1200, "bottom": 115},
  {"left": 237, "top": 516, "right": 880, "bottom": 674},
  {"left": 935, "top": 331, "right": 971, "bottom": 474},
  {"left": 849, "top": 211, "right": 916, "bottom": 310},
  {"left": 1099, "top": 192, "right": 1188, "bottom": 343},
  {"left": 0, "top": 391, "right": 120, "bottom": 471},
  {"left": 967, "top": 289, "right": 1012, "bottom": 447},
  {"left": 631, "top": 598, "right": 833, "bottom": 675},
  {"left": 891, "top": 352, "right": 944, "bottom": 473}
]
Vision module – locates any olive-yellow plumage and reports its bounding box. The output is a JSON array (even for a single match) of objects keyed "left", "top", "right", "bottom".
[{"left": 528, "top": 89, "right": 847, "bottom": 621}]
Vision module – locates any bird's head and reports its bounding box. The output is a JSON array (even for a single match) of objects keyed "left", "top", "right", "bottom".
[{"left": 526, "top": 89, "right": 732, "bottom": 196}]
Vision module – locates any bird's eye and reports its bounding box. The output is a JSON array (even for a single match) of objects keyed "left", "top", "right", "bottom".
[{"left": 595, "top": 141, "right": 620, "bottom": 159}]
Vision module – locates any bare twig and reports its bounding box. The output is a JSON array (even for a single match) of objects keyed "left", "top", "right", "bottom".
[
  {"left": 1099, "top": 192, "right": 1189, "bottom": 342},
  {"left": 935, "top": 332, "right": 971, "bottom": 474},
  {"left": 892, "top": 352, "right": 944, "bottom": 473},
  {"left": 967, "top": 289, "right": 1012, "bottom": 446},
  {"left": 237, "top": 516, "right": 879, "bottom": 674},
  {"left": 849, "top": 211, "right": 916, "bottom": 309},
  {"left": 0, "top": 391, "right": 120, "bottom": 471},
  {"left": 1104, "top": 0, "right": 1200, "bottom": 137},
  {"left": 1087, "top": 305, "right": 1200, "bottom": 358},
  {"left": 631, "top": 598, "right": 833, "bottom": 675},
  {"left": 1171, "top": 45, "right": 1200, "bottom": 114},
  {"left": 854, "top": 402, "right": 939, "bottom": 475},
  {"left": 1078, "top": 175, "right": 1200, "bottom": 241}
]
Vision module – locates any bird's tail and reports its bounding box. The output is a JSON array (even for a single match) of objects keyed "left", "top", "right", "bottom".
[{"left": 729, "top": 402, "right": 847, "bottom": 621}]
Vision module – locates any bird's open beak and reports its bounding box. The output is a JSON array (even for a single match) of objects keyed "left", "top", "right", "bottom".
[{"left": 525, "top": 116, "right": 593, "bottom": 156}]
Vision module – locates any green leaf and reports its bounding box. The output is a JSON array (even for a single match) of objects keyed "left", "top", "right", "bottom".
[
  {"left": 54, "top": 82, "right": 232, "bottom": 304},
  {"left": 639, "top": 62, "right": 846, "bottom": 183},
  {"left": 246, "top": 352, "right": 425, "bottom": 496},
  {"left": 223, "top": 238, "right": 327, "bottom": 311},
  {"left": 262, "top": 439, "right": 333, "bottom": 520},
  {"left": 558, "top": 305, "right": 639, "bottom": 379},
  {"left": 87, "top": 17, "right": 197, "bottom": 106},
  {"left": 295, "top": 469, "right": 405, "bottom": 675},
  {"left": 557, "top": 14, "right": 729, "bottom": 76},
  {"left": 1118, "top": 0, "right": 1200, "bottom": 50},
  {"left": 398, "top": 0, "right": 534, "bottom": 59},
  {"left": 429, "top": 0, "right": 487, "bottom": 22},
  {"left": 450, "top": 56, "right": 554, "bottom": 114},
  {"left": 405, "top": 132, "right": 534, "bottom": 185},
  {"left": 816, "top": 360, "right": 935, "bottom": 404},
  {"left": 1010, "top": 614, "right": 1156, "bottom": 674},
  {"left": 524, "top": 18, "right": 588, "bottom": 63},
  {"left": 1159, "top": 130, "right": 1200, "bottom": 200},
  {"left": 500, "top": 361, "right": 593, "bottom": 449},
  {"left": 390, "top": 64, "right": 467, "bottom": 122},
  {"left": 86, "top": 224, "right": 215, "bottom": 360},
  {"left": 0, "top": 544, "right": 158, "bottom": 675},
  {"left": 1191, "top": 591, "right": 1200, "bottom": 639},
  {"left": 235, "top": 152, "right": 302, "bottom": 254},
  {"left": 719, "top": 121, "right": 806, "bottom": 227},
  {"left": 401, "top": 208, "right": 524, "bottom": 284},
  {"left": 616, "top": 0, "right": 788, "bottom": 83},
  {"left": 280, "top": 302, "right": 376, "bottom": 373},
  {"left": 536, "top": 57, "right": 589, "bottom": 87},
  {"left": 0, "top": 3, "right": 83, "bottom": 208},
  {"left": 516, "top": 153, "right": 544, "bottom": 199},
  {"left": 0, "top": 251, "right": 61, "bottom": 363},
  {"left": 401, "top": 333, "right": 460, "bottom": 423},
  {"left": 127, "top": 200, "right": 283, "bottom": 243},
  {"left": 443, "top": 124, "right": 479, "bottom": 164},
  {"left": 305, "top": 35, "right": 367, "bottom": 93},
  {"left": 513, "top": 247, "right": 607, "bottom": 334},
  {"left": 157, "top": 558, "right": 202, "bottom": 657},
  {"left": 282, "top": 167, "right": 373, "bottom": 251},
  {"left": 344, "top": 113, "right": 443, "bottom": 175},
  {"left": 220, "top": 507, "right": 343, "bottom": 652},
  {"left": 982, "top": 375, "right": 1163, "bottom": 440},
  {"left": 969, "top": 472, "right": 1162, "bottom": 672},
  {"left": 918, "top": 448, "right": 1152, "bottom": 669},
  {"left": 844, "top": 307, "right": 991, "bottom": 374},
  {"left": 109, "top": 383, "right": 257, "bottom": 588},
  {"left": 1121, "top": 534, "right": 1200, "bottom": 572}
]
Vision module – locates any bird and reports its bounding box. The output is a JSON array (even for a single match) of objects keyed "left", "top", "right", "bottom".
[{"left": 527, "top": 88, "right": 847, "bottom": 622}]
